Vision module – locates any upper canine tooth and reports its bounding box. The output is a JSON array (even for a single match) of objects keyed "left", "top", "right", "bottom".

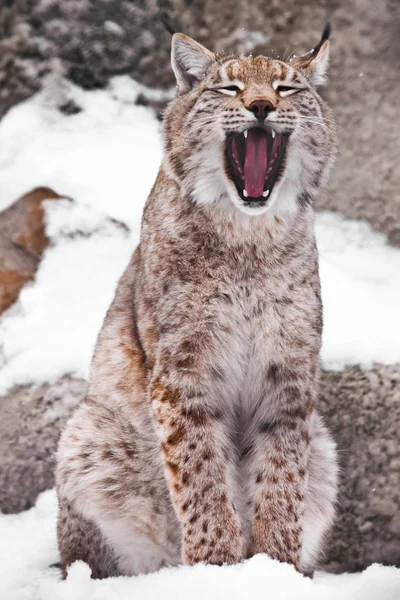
[
  {"left": 244, "top": 130, "right": 248, "bottom": 138},
  {"left": 262, "top": 189, "right": 270, "bottom": 197},
  {"left": 243, "top": 190, "right": 248, "bottom": 197},
  {"left": 271, "top": 130, "right": 275, "bottom": 138}
]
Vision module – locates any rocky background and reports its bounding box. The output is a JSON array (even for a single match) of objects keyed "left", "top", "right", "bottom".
[{"left": 0, "top": 0, "right": 399, "bottom": 574}]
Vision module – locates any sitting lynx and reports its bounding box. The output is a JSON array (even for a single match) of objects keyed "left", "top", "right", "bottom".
[{"left": 56, "top": 23, "right": 338, "bottom": 579}]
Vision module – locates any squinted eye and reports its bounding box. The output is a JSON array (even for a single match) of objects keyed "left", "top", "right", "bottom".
[
  {"left": 276, "top": 85, "right": 300, "bottom": 97},
  {"left": 214, "top": 85, "right": 242, "bottom": 96}
]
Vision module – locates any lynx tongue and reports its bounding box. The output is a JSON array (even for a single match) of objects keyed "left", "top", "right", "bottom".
[{"left": 243, "top": 128, "right": 268, "bottom": 198}]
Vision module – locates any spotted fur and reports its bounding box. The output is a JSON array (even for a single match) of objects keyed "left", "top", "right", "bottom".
[{"left": 56, "top": 27, "right": 338, "bottom": 578}]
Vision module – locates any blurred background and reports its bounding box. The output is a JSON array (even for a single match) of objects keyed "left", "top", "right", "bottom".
[{"left": 0, "top": 0, "right": 399, "bottom": 575}]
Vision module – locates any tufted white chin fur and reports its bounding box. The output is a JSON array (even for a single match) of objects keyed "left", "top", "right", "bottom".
[{"left": 189, "top": 137, "right": 302, "bottom": 220}]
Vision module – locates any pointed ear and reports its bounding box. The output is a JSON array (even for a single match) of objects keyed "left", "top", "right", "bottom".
[
  {"left": 290, "top": 21, "right": 331, "bottom": 86},
  {"left": 171, "top": 33, "right": 216, "bottom": 94}
]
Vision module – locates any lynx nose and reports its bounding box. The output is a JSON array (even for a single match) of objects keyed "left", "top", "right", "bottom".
[{"left": 248, "top": 99, "right": 275, "bottom": 121}]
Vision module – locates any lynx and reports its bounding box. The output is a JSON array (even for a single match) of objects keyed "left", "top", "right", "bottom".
[{"left": 56, "top": 23, "right": 338, "bottom": 579}]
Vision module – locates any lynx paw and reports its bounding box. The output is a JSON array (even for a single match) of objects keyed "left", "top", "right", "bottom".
[{"left": 183, "top": 513, "right": 243, "bottom": 566}]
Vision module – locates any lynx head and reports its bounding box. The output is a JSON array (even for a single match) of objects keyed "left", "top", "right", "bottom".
[{"left": 162, "top": 22, "right": 337, "bottom": 217}]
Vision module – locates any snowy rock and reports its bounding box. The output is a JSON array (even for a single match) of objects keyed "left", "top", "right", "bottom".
[
  {"left": 0, "top": 199, "right": 133, "bottom": 394},
  {"left": 0, "top": 377, "right": 87, "bottom": 514},
  {"left": 0, "top": 187, "right": 63, "bottom": 313}
]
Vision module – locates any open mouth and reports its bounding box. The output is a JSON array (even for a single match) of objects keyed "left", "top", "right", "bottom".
[{"left": 226, "top": 127, "right": 288, "bottom": 205}]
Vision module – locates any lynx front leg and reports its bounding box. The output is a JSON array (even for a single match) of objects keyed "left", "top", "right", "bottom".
[
  {"left": 249, "top": 425, "right": 310, "bottom": 571},
  {"left": 247, "top": 367, "right": 316, "bottom": 573},
  {"left": 151, "top": 375, "right": 243, "bottom": 566}
]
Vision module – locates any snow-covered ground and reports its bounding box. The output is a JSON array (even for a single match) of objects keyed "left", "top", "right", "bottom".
[
  {"left": 1, "top": 489, "right": 400, "bottom": 600},
  {"left": 1, "top": 77, "right": 400, "bottom": 597}
]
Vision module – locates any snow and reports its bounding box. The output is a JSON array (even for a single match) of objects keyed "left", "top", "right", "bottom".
[
  {"left": 316, "top": 213, "right": 400, "bottom": 369},
  {"left": 0, "top": 76, "right": 162, "bottom": 226},
  {"left": 0, "top": 201, "right": 134, "bottom": 391},
  {"left": 0, "top": 75, "right": 400, "bottom": 395},
  {"left": 1, "top": 489, "right": 400, "bottom": 600}
]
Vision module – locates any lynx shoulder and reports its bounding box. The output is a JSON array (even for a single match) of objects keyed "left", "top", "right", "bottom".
[{"left": 56, "top": 22, "right": 338, "bottom": 579}]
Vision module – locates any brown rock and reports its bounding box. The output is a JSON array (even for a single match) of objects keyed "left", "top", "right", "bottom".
[{"left": 0, "top": 187, "right": 63, "bottom": 313}]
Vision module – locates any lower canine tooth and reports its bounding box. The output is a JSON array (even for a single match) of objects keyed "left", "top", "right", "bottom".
[
  {"left": 262, "top": 189, "right": 270, "bottom": 197},
  {"left": 243, "top": 190, "right": 248, "bottom": 197}
]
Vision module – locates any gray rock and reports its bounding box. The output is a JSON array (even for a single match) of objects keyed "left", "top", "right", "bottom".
[
  {"left": 0, "top": 377, "right": 87, "bottom": 514},
  {"left": 320, "top": 364, "right": 400, "bottom": 572}
]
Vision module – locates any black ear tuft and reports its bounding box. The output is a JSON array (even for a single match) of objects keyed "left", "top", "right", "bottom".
[
  {"left": 290, "top": 19, "right": 332, "bottom": 85},
  {"left": 157, "top": 12, "right": 176, "bottom": 36},
  {"left": 312, "top": 19, "right": 332, "bottom": 55}
]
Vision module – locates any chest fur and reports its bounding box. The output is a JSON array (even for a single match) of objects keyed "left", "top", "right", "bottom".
[{"left": 139, "top": 231, "right": 320, "bottom": 400}]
